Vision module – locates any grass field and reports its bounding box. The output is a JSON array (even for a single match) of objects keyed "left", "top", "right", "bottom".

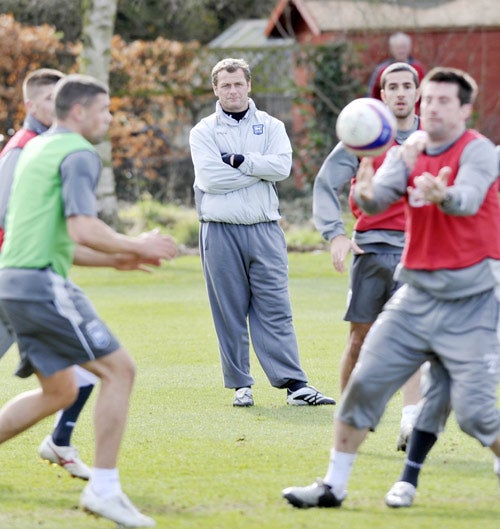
[{"left": 0, "top": 252, "right": 498, "bottom": 529}]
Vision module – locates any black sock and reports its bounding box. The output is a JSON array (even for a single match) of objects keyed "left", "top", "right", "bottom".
[
  {"left": 286, "top": 381, "right": 307, "bottom": 394},
  {"left": 51, "top": 384, "right": 94, "bottom": 446},
  {"left": 400, "top": 429, "right": 437, "bottom": 487}
]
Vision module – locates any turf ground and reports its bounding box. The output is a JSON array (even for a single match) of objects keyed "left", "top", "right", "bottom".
[{"left": 0, "top": 252, "right": 498, "bottom": 528}]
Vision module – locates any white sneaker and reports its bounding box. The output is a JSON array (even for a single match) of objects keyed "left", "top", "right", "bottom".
[
  {"left": 396, "top": 422, "right": 413, "bottom": 452},
  {"left": 494, "top": 458, "right": 500, "bottom": 483},
  {"left": 385, "top": 481, "right": 416, "bottom": 508},
  {"left": 38, "top": 435, "right": 91, "bottom": 480},
  {"left": 233, "top": 387, "right": 254, "bottom": 407},
  {"left": 80, "top": 484, "right": 156, "bottom": 527}
]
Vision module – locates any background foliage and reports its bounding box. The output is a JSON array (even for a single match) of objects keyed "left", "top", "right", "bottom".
[
  {"left": 294, "top": 42, "right": 364, "bottom": 183},
  {"left": 0, "top": 10, "right": 363, "bottom": 202},
  {"left": 0, "top": 15, "right": 72, "bottom": 132},
  {"left": 0, "top": 0, "right": 275, "bottom": 44}
]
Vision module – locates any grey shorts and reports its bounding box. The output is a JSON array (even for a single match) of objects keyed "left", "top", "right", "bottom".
[
  {"left": 2, "top": 279, "right": 120, "bottom": 378},
  {"left": 415, "top": 358, "right": 452, "bottom": 435},
  {"left": 338, "top": 284, "right": 500, "bottom": 446},
  {"left": 344, "top": 251, "right": 401, "bottom": 323},
  {"left": 0, "top": 302, "right": 15, "bottom": 359}
]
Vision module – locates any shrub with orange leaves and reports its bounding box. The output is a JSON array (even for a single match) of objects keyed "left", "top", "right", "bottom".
[
  {"left": 0, "top": 14, "right": 76, "bottom": 139},
  {"left": 107, "top": 35, "right": 210, "bottom": 202},
  {"left": 0, "top": 15, "right": 293, "bottom": 203},
  {"left": 0, "top": 16, "right": 206, "bottom": 202}
]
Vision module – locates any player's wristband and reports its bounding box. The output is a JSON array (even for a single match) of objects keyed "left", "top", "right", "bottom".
[{"left": 439, "top": 191, "right": 453, "bottom": 208}]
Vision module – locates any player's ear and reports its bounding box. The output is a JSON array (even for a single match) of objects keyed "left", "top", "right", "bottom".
[
  {"left": 380, "top": 90, "right": 387, "bottom": 104},
  {"left": 69, "top": 102, "right": 87, "bottom": 123},
  {"left": 460, "top": 102, "right": 472, "bottom": 121}
]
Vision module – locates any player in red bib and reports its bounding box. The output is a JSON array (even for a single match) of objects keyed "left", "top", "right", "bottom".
[
  {"left": 284, "top": 67, "right": 500, "bottom": 510},
  {"left": 313, "top": 62, "right": 423, "bottom": 450}
]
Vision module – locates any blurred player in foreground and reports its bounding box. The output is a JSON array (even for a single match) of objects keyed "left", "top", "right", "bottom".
[
  {"left": 381, "top": 145, "right": 500, "bottom": 508},
  {"left": 283, "top": 67, "right": 500, "bottom": 509},
  {"left": 0, "top": 68, "right": 96, "bottom": 480},
  {"left": 0, "top": 74, "right": 176, "bottom": 527}
]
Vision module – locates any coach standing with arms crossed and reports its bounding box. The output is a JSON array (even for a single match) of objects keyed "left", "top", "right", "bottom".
[{"left": 189, "top": 58, "right": 335, "bottom": 408}]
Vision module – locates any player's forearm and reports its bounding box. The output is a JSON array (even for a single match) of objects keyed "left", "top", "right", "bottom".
[
  {"left": 73, "top": 245, "right": 121, "bottom": 267},
  {"left": 356, "top": 151, "right": 407, "bottom": 214},
  {"left": 440, "top": 139, "right": 498, "bottom": 216},
  {"left": 67, "top": 215, "right": 144, "bottom": 256}
]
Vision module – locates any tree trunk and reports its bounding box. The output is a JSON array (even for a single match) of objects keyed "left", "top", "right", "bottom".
[{"left": 80, "top": 0, "right": 118, "bottom": 226}]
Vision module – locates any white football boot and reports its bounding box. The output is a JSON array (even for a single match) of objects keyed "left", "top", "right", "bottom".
[
  {"left": 38, "top": 435, "right": 91, "bottom": 480},
  {"left": 80, "top": 484, "right": 156, "bottom": 527}
]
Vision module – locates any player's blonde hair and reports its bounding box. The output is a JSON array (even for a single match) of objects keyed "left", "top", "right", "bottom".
[
  {"left": 211, "top": 58, "right": 251, "bottom": 86},
  {"left": 22, "top": 68, "right": 65, "bottom": 102}
]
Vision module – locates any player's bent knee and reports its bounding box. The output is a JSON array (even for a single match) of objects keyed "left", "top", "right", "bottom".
[
  {"left": 90, "top": 348, "right": 136, "bottom": 376},
  {"left": 39, "top": 368, "right": 79, "bottom": 410},
  {"left": 103, "top": 348, "right": 136, "bottom": 386},
  {"left": 346, "top": 372, "right": 379, "bottom": 402},
  {"left": 44, "top": 383, "right": 79, "bottom": 411}
]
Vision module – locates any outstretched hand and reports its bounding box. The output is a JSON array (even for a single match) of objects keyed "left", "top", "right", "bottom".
[
  {"left": 399, "top": 130, "right": 428, "bottom": 171},
  {"left": 113, "top": 253, "right": 162, "bottom": 273},
  {"left": 413, "top": 166, "right": 452, "bottom": 204},
  {"left": 137, "top": 229, "right": 177, "bottom": 261}
]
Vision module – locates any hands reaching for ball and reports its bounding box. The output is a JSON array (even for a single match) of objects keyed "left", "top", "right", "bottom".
[
  {"left": 399, "top": 130, "right": 429, "bottom": 171},
  {"left": 412, "top": 166, "right": 452, "bottom": 205},
  {"left": 136, "top": 229, "right": 177, "bottom": 262}
]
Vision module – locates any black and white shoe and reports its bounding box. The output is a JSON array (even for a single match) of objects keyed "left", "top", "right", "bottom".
[
  {"left": 286, "top": 386, "right": 336, "bottom": 406},
  {"left": 282, "top": 478, "right": 343, "bottom": 508}
]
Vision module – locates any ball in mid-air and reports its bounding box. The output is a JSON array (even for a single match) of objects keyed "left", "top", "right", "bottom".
[{"left": 336, "top": 98, "right": 397, "bottom": 157}]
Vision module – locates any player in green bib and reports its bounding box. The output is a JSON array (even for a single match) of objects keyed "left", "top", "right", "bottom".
[
  {"left": 0, "top": 74, "right": 176, "bottom": 527},
  {"left": 1, "top": 132, "right": 94, "bottom": 276},
  {"left": 0, "top": 68, "right": 98, "bottom": 481}
]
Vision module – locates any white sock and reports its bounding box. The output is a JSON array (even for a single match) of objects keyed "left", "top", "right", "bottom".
[
  {"left": 90, "top": 467, "right": 122, "bottom": 498},
  {"left": 401, "top": 404, "right": 418, "bottom": 427},
  {"left": 494, "top": 456, "right": 500, "bottom": 475},
  {"left": 323, "top": 449, "right": 357, "bottom": 499}
]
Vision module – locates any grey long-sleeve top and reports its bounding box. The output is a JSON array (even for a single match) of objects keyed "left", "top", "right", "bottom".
[{"left": 189, "top": 98, "right": 292, "bottom": 225}]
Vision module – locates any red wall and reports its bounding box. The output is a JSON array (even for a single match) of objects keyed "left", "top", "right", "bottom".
[{"left": 303, "top": 28, "right": 500, "bottom": 144}]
